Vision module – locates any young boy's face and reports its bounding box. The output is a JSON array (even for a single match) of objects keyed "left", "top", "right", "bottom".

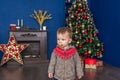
[{"left": 57, "top": 32, "right": 72, "bottom": 48}]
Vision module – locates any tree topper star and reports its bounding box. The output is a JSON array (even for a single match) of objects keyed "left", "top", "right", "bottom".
[{"left": 0, "top": 34, "right": 29, "bottom": 66}]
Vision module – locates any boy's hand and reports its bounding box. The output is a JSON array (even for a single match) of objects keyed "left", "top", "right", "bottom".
[
  {"left": 48, "top": 73, "right": 53, "bottom": 78},
  {"left": 78, "top": 76, "right": 82, "bottom": 79}
]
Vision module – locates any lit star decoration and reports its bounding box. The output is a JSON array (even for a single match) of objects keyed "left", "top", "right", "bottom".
[{"left": 0, "top": 34, "right": 29, "bottom": 66}]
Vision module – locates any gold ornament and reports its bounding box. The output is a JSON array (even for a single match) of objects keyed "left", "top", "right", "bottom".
[
  {"left": 84, "top": 0, "right": 87, "bottom": 2},
  {"left": 97, "top": 43, "right": 100, "bottom": 46},
  {"left": 76, "top": 31, "right": 78, "bottom": 34},
  {"left": 71, "top": 15, "right": 74, "bottom": 18},
  {"left": 78, "top": 3, "right": 82, "bottom": 6},
  {"left": 82, "top": 24, "right": 85, "bottom": 28},
  {"left": 73, "top": 4, "right": 76, "bottom": 8},
  {"left": 100, "top": 54, "right": 103, "bottom": 58},
  {"left": 88, "top": 50, "right": 91, "bottom": 54},
  {"left": 77, "top": 41, "right": 79, "bottom": 44},
  {"left": 82, "top": 30, "right": 85, "bottom": 33},
  {"left": 69, "top": 23, "right": 72, "bottom": 27},
  {"left": 31, "top": 10, "right": 52, "bottom": 30}
]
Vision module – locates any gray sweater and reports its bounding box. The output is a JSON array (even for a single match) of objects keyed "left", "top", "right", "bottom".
[{"left": 48, "top": 46, "right": 84, "bottom": 80}]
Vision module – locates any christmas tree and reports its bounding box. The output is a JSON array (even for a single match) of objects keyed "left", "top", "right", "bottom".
[{"left": 66, "top": 0, "right": 104, "bottom": 58}]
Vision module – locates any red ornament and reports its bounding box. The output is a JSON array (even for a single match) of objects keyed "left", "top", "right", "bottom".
[
  {"left": 85, "top": 6, "right": 88, "bottom": 9},
  {"left": 89, "top": 39, "right": 93, "bottom": 43},
  {"left": 68, "top": 10, "right": 72, "bottom": 13},
  {"left": 76, "top": 18, "right": 79, "bottom": 21},
  {"left": 84, "top": 31, "right": 87, "bottom": 34},
  {"left": 87, "top": 28, "right": 90, "bottom": 31},
  {"left": 85, "top": 39, "right": 89, "bottom": 43},
  {"left": 101, "top": 48, "right": 104, "bottom": 52},
  {"left": 77, "top": 8, "right": 81, "bottom": 12},
  {"left": 83, "top": 15, "right": 87, "bottom": 19},
  {"left": 95, "top": 31, "right": 98, "bottom": 35},
  {"left": 96, "top": 53, "right": 100, "bottom": 57},
  {"left": 74, "top": 13, "right": 78, "bottom": 17},
  {"left": 78, "top": 44, "right": 82, "bottom": 48},
  {"left": 77, "top": 30, "right": 80, "bottom": 33},
  {"left": 90, "top": 34, "right": 93, "bottom": 37},
  {"left": 79, "top": 34, "right": 82, "bottom": 39},
  {"left": 84, "top": 51, "right": 88, "bottom": 56}
]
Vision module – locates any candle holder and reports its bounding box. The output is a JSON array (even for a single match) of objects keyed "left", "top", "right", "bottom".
[
  {"left": 16, "top": 19, "right": 24, "bottom": 30},
  {"left": 17, "top": 19, "right": 21, "bottom": 30},
  {"left": 43, "top": 26, "right": 46, "bottom": 30},
  {"left": 21, "top": 19, "right": 23, "bottom": 28},
  {"left": 10, "top": 24, "right": 16, "bottom": 30}
]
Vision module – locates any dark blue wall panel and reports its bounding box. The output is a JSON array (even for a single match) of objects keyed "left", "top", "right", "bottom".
[
  {"left": 90, "top": 0, "right": 120, "bottom": 67},
  {"left": 0, "top": 0, "right": 65, "bottom": 60},
  {"left": 1, "top": 0, "right": 120, "bottom": 68}
]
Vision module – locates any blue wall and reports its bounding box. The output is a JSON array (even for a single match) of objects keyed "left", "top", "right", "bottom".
[
  {"left": 90, "top": 0, "right": 120, "bottom": 67},
  {"left": 0, "top": 0, "right": 65, "bottom": 60},
  {"left": 1, "top": 0, "right": 120, "bottom": 68}
]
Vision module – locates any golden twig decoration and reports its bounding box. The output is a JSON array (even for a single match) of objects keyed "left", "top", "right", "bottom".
[{"left": 31, "top": 10, "right": 52, "bottom": 29}]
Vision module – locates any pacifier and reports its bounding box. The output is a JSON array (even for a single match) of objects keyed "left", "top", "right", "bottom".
[{"left": 58, "top": 43, "right": 63, "bottom": 47}]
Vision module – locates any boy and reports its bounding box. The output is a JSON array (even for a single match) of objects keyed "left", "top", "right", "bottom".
[{"left": 48, "top": 27, "right": 83, "bottom": 80}]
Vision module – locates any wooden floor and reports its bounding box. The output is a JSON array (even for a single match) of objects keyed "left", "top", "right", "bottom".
[{"left": 0, "top": 62, "right": 120, "bottom": 80}]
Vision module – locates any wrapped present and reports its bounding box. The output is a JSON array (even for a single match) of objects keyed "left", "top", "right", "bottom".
[
  {"left": 85, "top": 58, "right": 97, "bottom": 69},
  {"left": 96, "top": 60, "right": 103, "bottom": 67}
]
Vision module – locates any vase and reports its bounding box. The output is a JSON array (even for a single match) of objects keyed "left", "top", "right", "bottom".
[{"left": 40, "top": 26, "right": 42, "bottom": 30}]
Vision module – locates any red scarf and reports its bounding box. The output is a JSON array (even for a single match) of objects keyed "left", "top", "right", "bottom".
[{"left": 53, "top": 47, "right": 77, "bottom": 59}]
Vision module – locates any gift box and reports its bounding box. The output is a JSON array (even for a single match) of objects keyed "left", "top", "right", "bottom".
[
  {"left": 96, "top": 60, "right": 103, "bottom": 67},
  {"left": 85, "top": 58, "right": 97, "bottom": 69}
]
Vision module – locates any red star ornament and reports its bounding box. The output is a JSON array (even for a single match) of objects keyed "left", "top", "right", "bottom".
[{"left": 0, "top": 34, "right": 29, "bottom": 66}]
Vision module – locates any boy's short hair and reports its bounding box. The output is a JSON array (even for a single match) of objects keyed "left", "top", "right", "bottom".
[{"left": 57, "top": 27, "right": 72, "bottom": 38}]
